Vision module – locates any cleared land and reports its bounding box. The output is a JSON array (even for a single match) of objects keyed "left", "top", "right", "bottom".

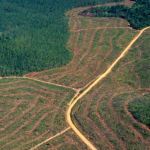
[
  {"left": 0, "top": 78, "right": 76, "bottom": 149},
  {"left": 67, "top": 23, "right": 150, "bottom": 149},
  {"left": 72, "top": 27, "right": 150, "bottom": 149}
]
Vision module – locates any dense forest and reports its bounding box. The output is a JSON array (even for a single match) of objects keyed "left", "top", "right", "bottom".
[
  {"left": 81, "top": 0, "right": 150, "bottom": 29},
  {"left": 0, "top": 0, "right": 123, "bottom": 76}
]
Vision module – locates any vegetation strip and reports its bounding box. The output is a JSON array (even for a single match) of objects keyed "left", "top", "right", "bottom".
[{"left": 67, "top": 26, "right": 150, "bottom": 150}]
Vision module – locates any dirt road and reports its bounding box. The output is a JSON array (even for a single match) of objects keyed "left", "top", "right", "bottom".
[
  {"left": 30, "top": 127, "right": 71, "bottom": 150},
  {"left": 66, "top": 26, "right": 150, "bottom": 150}
]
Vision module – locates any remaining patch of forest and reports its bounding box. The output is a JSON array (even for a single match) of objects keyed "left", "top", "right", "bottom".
[
  {"left": 0, "top": 0, "right": 123, "bottom": 76},
  {"left": 128, "top": 94, "right": 150, "bottom": 128},
  {"left": 81, "top": 0, "right": 150, "bottom": 29}
]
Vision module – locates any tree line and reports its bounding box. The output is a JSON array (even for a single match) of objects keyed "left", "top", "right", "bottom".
[{"left": 81, "top": 0, "right": 150, "bottom": 29}]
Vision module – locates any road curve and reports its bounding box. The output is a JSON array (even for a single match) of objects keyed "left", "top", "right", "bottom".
[{"left": 66, "top": 26, "right": 150, "bottom": 150}]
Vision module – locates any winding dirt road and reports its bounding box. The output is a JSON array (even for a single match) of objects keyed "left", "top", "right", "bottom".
[{"left": 66, "top": 26, "right": 150, "bottom": 150}]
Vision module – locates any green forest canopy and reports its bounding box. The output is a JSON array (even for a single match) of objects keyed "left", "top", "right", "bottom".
[
  {"left": 81, "top": 0, "right": 150, "bottom": 29},
  {"left": 0, "top": 0, "right": 123, "bottom": 76}
]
